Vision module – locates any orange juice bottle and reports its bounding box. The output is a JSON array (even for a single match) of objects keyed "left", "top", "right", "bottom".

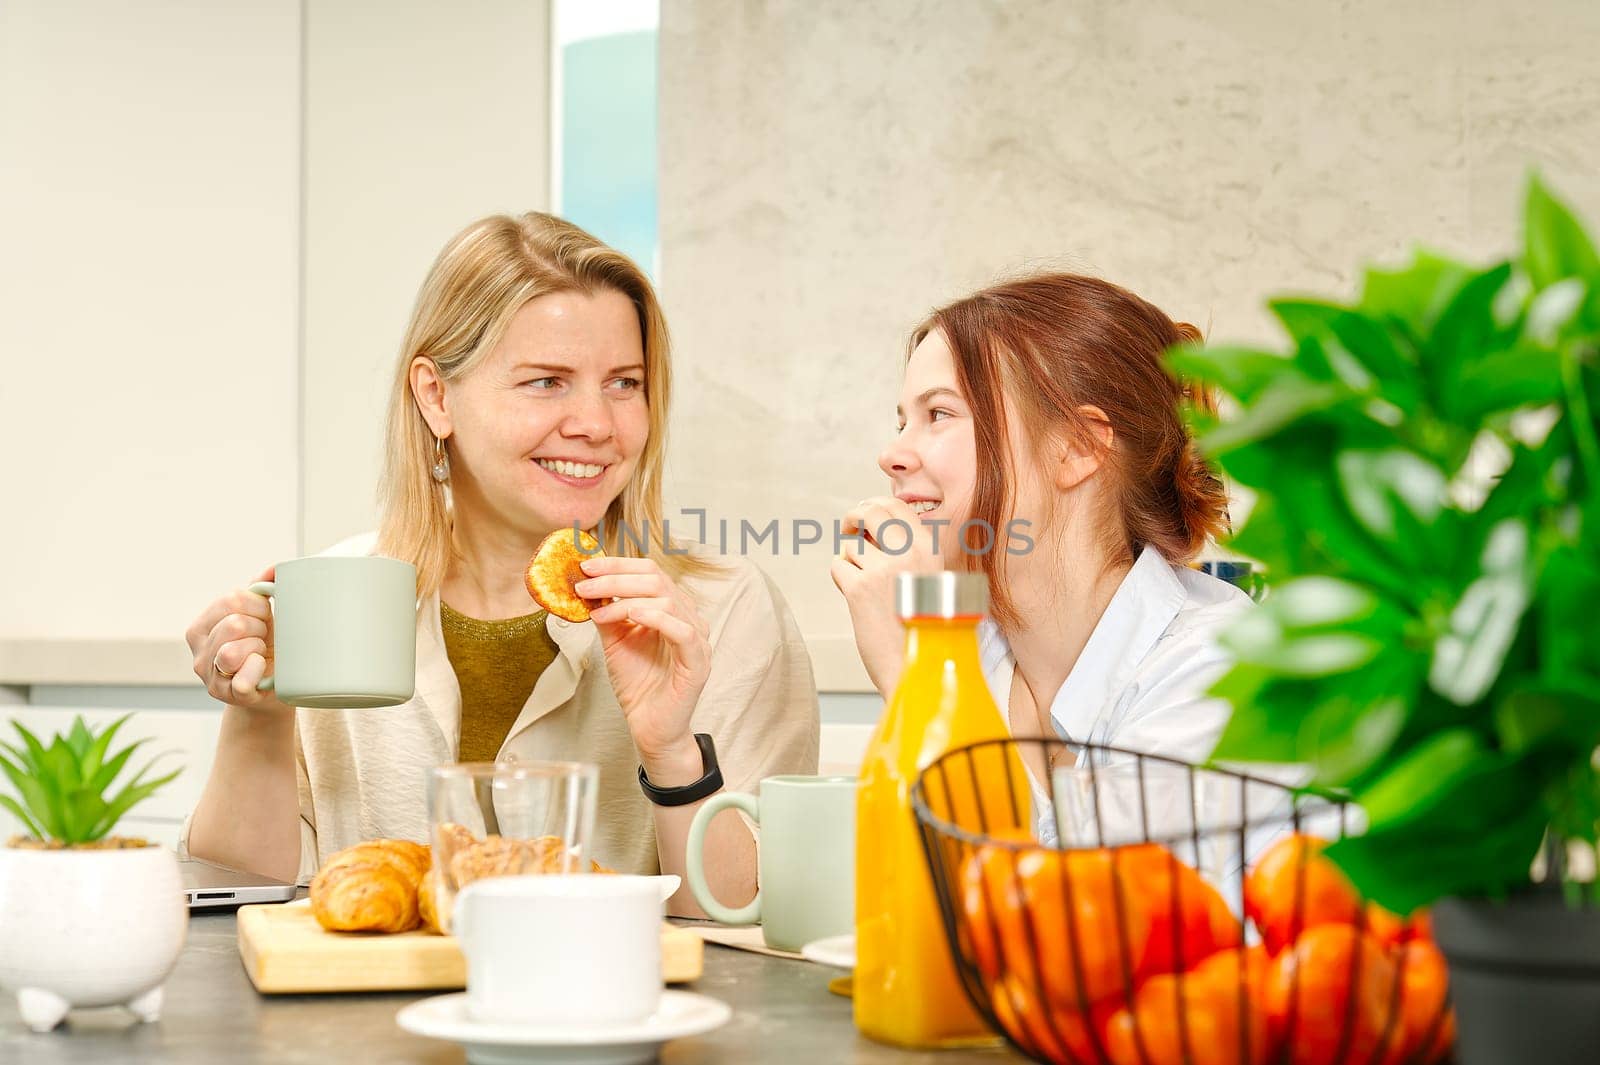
[{"left": 854, "top": 572, "right": 1025, "bottom": 1048}]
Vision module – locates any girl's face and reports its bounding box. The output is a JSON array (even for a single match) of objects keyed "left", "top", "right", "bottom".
[
  {"left": 443, "top": 288, "right": 649, "bottom": 539},
  {"left": 878, "top": 330, "right": 980, "bottom": 565},
  {"left": 878, "top": 329, "right": 1052, "bottom": 565}
]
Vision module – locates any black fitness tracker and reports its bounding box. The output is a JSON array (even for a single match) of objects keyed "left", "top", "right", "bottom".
[{"left": 638, "top": 733, "right": 723, "bottom": 807}]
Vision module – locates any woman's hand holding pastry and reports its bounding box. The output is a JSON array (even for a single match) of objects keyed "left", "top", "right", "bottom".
[{"left": 573, "top": 556, "right": 712, "bottom": 772}]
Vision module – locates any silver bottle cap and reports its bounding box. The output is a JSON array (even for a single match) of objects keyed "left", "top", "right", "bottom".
[{"left": 895, "top": 572, "right": 989, "bottom": 619}]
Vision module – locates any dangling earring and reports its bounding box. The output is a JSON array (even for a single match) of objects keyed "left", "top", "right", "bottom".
[{"left": 431, "top": 434, "right": 451, "bottom": 483}]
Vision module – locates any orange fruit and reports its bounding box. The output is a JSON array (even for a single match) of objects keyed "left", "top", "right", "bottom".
[
  {"left": 1246, "top": 835, "right": 1365, "bottom": 955},
  {"left": 988, "top": 974, "right": 1109, "bottom": 1064},
  {"left": 963, "top": 841, "right": 1149, "bottom": 1013},
  {"left": 1265, "top": 924, "right": 1402, "bottom": 1065},
  {"left": 1104, "top": 946, "right": 1276, "bottom": 1065},
  {"left": 1117, "top": 843, "right": 1244, "bottom": 977},
  {"left": 1382, "top": 939, "right": 1455, "bottom": 1065},
  {"left": 1362, "top": 902, "right": 1408, "bottom": 951},
  {"left": 1402, "top": 908, "right": 1435, "bottom": 944},
  {"left": 523, "top": 528, "right": 602, "bottom": 622},
  {"left": 962, "top": 829, "right": 1035, "bottom": 983}
]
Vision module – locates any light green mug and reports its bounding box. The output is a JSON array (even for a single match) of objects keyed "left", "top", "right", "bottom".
[
  {"left": 685, "top": 774, "right": 856, "bottom": 952},
  {"left": 246, "top": 555, "right": 417, "bottom": 709}
]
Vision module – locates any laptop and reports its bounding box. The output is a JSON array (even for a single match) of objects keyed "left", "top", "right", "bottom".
[{"left": 180, "top": 857, "right": 298, "bottom": 910}]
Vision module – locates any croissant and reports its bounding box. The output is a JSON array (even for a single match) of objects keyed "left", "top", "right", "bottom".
[
  {"left": 446, "top": 833, "right": 613, "bottom": 889},
  {"left": 435, "top": 822, "right": 478, "bottom": 866},
  {"left": 312, "top": 838, "right": 430, "bottom": 880},
  {"left": 526, "top": 835, "right": 615, "bottom": 875},
  {"left": 310, "top": 838, "right": 431, "bottom": 933},
  {"left": 417, "top": 867, "right": 440, "bottom": 934},
  {"left": 310, "top": 832, "right": 613, "bottom": 936}
]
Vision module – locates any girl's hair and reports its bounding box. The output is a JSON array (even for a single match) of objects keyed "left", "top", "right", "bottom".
[
  {"left": 377, "top": 212, "right": 717, "bottom": 597},
  {"left": 910, "top": 273, "right": 1228, "bottom": 628}
]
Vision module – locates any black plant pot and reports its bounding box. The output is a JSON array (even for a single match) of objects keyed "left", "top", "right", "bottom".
[{"left": 1432, "top": 892, "right": 1600, "bottom": 1065}]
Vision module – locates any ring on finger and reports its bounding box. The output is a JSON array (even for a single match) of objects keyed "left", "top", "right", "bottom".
[{"left": 212, "top": 654, "right": 238, "bottom": 681}]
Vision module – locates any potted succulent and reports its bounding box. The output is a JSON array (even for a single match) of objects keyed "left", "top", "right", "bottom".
[
  {"left": 0, "top": 714, "right": 186, "bottom": 1033},
  {"left": 1173, "top": 177, "right": 1600, "bottom": 1065}
]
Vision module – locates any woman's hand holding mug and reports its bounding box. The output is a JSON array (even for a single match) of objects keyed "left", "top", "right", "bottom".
[
  {"left": 187, "top": 556, "right": 417, "bottom": 711},
  {"left": 186, "top": 565, "right": 291, "bottom": 713}
]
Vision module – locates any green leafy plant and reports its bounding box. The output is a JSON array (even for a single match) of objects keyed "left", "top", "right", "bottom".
[
  {"left": 0, "top": 715, "right": 181, "bottom": 846},
  {"left": 1173, "top": 176, "right": 1600, "bottom": 915}
]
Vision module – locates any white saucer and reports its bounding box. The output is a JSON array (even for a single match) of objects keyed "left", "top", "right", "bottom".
[
  {"left": 800, "top": 933, "right": 856, "bottom": 970},
  {"left": 396, "top": 989, "right": 731, "bottom": 1065}
]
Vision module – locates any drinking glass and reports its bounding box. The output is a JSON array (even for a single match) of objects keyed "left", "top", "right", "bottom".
[{"left": 426, "top": 761, "right": 600, "bottom": 933}]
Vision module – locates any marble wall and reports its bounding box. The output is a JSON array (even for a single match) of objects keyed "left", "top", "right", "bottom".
[{"left": 657, "top": 0, "right": 1600, "bottom": 690}]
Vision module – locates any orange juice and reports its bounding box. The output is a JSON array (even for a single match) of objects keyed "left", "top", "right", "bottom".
[{"left": 854, "top": 572, "right": 1026, "bottom": 1048}]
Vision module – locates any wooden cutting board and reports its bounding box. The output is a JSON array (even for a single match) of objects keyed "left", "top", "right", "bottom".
[{"left": 236, "top": 900, "right": 703, "bottom": 994}]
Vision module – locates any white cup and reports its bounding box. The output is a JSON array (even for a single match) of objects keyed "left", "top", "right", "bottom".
[{"left": 453, "top": 874, "right": 663, "bottom": 1027}]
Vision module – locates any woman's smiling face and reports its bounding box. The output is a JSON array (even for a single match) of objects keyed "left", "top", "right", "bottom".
[
  {"left": 879, "top": 327, "right": 1057, "bottom": 565},
  {"left": 877, "top": 329, "right": 979, "bottom": 564},
  {"left": 443, "top": 288, "right": 649, "bottom": 538}
]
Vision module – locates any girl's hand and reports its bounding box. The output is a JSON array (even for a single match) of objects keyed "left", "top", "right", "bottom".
[
  {"left": 184, "top": 565, "right": 293, "bottom": 714},
  {"left": 574, "top": 556, "right": 712, "bottom": 764},
  {"left": 829, "top": 496, "right": 943, "bottom": 696}
]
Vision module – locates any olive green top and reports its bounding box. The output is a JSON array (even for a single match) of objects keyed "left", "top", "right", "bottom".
[{"left": 440, "top": 601, "right": 561, "bottom": 763}]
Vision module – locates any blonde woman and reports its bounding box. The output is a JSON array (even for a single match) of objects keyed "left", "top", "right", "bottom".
[{"left": 182, "top": 214, "right": 819, "bottom": 915}]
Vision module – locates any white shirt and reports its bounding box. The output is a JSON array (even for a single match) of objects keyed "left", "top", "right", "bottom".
[{"left": 978, "top": 545, "right": 1253, "bottom": 843}]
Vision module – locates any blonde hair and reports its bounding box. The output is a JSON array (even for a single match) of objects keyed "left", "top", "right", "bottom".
[{"left": 377, "top": 212, "right": 719, "bottom": 598}]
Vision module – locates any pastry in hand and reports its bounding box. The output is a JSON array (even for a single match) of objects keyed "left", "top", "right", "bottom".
[
  {"left": 309, "top": 838, "right": 430, "bottom": 933},
  {"left": 523, "top": 528, "right": 603, "bottom": 622}
]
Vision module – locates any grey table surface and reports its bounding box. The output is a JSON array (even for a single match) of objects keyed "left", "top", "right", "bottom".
[{"left": 0, "top": 910, "right": 1026, "bottom": 1064}]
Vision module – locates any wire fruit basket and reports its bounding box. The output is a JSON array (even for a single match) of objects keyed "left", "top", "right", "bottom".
[{"left": 911, "top": 737, "right": 1456, "bottom": 1065}]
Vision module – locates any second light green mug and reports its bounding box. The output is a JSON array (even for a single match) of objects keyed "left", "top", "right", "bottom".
[
  {"left": 246, "top": 555, "right": 417, "bottom": 709},
  {"left": 685, "top": 774, "right": 856, "bottom": 952}
]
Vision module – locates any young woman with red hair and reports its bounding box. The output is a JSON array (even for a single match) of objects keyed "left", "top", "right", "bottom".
[{"left": 833, "top": 273, "right": 1250, "bottom": 805}]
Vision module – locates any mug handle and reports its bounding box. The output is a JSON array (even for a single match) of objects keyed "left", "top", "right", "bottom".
[
  {"left": 246, "top": 580, "right": 277, "bottom": 693},
  {"left": 686, "top": 791, "right": 761, "bottom": 924}
]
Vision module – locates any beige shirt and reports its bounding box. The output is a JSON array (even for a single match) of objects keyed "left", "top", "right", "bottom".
[{"left": 185, "top": 536, "right": 820, "bottom": 885}]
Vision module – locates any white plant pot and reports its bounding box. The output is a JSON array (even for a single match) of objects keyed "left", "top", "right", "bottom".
[{"left": 0, "top": 843, "right": 187, "bottom": 1032}]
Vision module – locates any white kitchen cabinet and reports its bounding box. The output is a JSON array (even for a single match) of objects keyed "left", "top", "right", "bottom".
[{"left": 0, "top": 0, "right": 553, "bottom": 688}]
